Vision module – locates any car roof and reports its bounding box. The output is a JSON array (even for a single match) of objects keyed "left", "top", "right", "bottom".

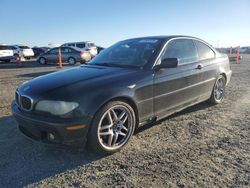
[
  {"left": 125, "top": 35, "right": 205, "bottom": 42},
  {"left": 12, "top": 45, "right": 30, "bottom": 48},
  {"left": 51, "top": 46, "right": 82, "bottom": 51},
  {"left": 123, "top": 35, "right": 214, "bottom": 49},
  {"left": 63, "top": 41, "right": 93, "bottom": 44}
]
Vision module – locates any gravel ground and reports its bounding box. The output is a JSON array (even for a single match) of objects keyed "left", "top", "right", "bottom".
[{"left": 0, "top": 57, "right": 249, "bottom": 188}]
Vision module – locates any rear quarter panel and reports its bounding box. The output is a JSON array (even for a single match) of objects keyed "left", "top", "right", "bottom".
[{"left": 199, "top": 52, "right": 231, "bottom": 100}]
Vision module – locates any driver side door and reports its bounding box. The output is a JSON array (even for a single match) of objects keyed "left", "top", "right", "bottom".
[
  {"left": 153, "top": 38, "right": 204, "bottom": 118},
  {"left": 46, "top": 48, "right": 59, "bottom": 63}
]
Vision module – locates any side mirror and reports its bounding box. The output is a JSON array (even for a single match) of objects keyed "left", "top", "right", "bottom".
[{"left": 160, "top": 58, "right": 178, "bottom": 69}]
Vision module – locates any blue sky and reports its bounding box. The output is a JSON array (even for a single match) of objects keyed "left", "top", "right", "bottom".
[{"left": 0, "top": 0, "right": 249, "bottom": 47}]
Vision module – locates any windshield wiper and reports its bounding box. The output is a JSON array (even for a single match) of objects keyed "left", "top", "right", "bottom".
[
  {"left": 91, "top": 62, "right": 138, "bottom": 69},
  {"left": 91, "top": 63, "right": 114, "bottom": 67}
]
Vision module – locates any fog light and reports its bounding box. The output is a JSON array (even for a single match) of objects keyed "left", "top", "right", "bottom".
[{"left": 47, "top": 133, "right": 55, "bottom": 141}]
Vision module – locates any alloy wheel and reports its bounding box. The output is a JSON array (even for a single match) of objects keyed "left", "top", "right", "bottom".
[
  {"left": 214, "top": 77, "right": 225, "bottom": 101},
  {"left": 97, "top": 105, "right": 133, "bottom": 150},
  {"left": 68, "top": 57, "right": 76, "bottom": 65},
  {"left": 39, "top": 57, "right": 46, "bottom": 64}
]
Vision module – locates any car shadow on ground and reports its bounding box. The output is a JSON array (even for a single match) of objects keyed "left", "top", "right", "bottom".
[
  {"left": 0, "top": 115, "right": 103, "bottom": 187},
  {"left": 0, "top": 101, "right": 211, "bottom": 187}
]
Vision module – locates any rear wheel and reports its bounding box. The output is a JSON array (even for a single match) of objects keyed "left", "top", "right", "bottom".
[
  {"left": 38, "top": 57, "right": 46, "bottom": 65},
  {"left": 68, "top": 57, "right": 76, "bottom": 65},
  {"left": 14, "top": 54, "right": 19, "bottom": 60},
  {"left": 88, "top": 101, "right": 136, "bottom": 154},
  {"left": 209, "top": 75, "right": 226, "bottom": 104}
]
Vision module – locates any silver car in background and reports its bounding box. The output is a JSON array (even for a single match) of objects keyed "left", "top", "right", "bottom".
[
  {"left": 37, "top": 46, "right": 91, "bottom": 65},
  {"left": 62, "top": 41, "right": 98, "bottom": 58}
]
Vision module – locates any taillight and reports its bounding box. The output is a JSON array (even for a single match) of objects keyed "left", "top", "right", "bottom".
[{"left": 80, "top": 51, "right": 84, "bottom": 56}]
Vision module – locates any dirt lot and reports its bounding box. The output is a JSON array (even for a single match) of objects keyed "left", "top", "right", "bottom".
[{"left": 0, "top": 57, "right": 249, "bottom": 188}]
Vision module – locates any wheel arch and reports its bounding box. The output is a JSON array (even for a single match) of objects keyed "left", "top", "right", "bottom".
[
  {"left": 220, "top": 72, "right": 227, "bottom": 83},
  {"left": 68, "top": 56, "right": 76, "bottom": 60},
  {"left": 90, "top": 96, "right": 140, "bottom": 130}
]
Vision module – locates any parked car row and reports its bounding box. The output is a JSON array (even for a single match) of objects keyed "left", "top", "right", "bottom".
[
  {"left": 61, "top": 41, "right": 98, "bottom": 58},
  {"left": 0, "top": 41, "right": 105, "bottom": 65},
  {"left": 0, "top": 44, "right": 35, "bottom": 62},
  {"left": 39, "top": 41, "right": 100, "bottom": 65}
]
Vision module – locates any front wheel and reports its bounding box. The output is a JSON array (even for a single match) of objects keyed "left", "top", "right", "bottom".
[
  {"left": 14, "top": 54, "right": 19, "bottom": 60},
  {"left": 88, "top": 101, "right": 136, "bottom": 154},
  {"left": 38, "top": 57, "right": 46, "bottom": 65},
  {"left": 68, "top": 57, "right": 76, "bottom": 65},
  {"left": 209, "top": 75, "right": 226, "bottom": 104}
]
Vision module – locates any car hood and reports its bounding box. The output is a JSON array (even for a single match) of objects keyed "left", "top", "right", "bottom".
[{"left": 18, "top": 65, "right": 138, "bottom": 96}]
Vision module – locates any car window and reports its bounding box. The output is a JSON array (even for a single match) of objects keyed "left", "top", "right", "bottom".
[
  {"left": 76, "top": 43, "right": 85, "bottom": 48},
  {"left": 194, "top": 40, "right": 215, "bottom": 60},
  {"left": 10, "top": 46, "right": 17, "bottom": 50},
  {"left": 0, "top": 45, "right": 12, "bottom": 50},
  {"left": 162, "top": 39, "right": 198, "bottom": 64},
  {"left": 67, "top": 44, "right": 75, "bottom": 47},
  {"left": 18, "top": 46, "right": 29, "bottom": 49},
  {"left": 61, "top": 47, "right": 73, "bottom": 53},
  {"left": 49, "top": 48, "right": 59, "bottom": 54},
  {"left": 88, "top": 43, "right": 95, "bottom": 47}
]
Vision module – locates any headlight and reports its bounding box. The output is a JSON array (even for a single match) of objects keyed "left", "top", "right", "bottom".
[{"left": 35, "top": 100, "right": 79, "bottom": 115}]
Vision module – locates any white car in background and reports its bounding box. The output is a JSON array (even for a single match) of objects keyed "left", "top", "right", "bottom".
[
  {"left": 62, "top": 41, "right": 98, "bottom": 58},
  {"left": 11, "top": 45, "right": 34, "bottom": 59},
  {"left": 0, "top": 44, "right": 14, "bottom": 62},
  {"left": 9, "top": 45, "right": 22, "bottom": 59}
]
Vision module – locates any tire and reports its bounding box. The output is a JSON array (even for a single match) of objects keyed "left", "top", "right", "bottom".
[
  {"left": 68, "top": 57, "right": 76, "bottom": 65},
  {"left": 14, "top": 54, "right": 19, "bottom": 60},
  {"left": 38, "top": 57, "right": 46, "bottom": 65},
  {"left": 88, "top": 101, "right": 136, "bottom": 155},
  {"left": 80, "top": 60, "right": 86, "bottom": 64},
  {"left": 209, "top": 75, "right": 226, "bottom": 104}
]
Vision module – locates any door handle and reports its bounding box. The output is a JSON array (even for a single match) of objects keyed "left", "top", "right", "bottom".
[{"left": 196, "top": 64, "right": 204, "bottom": 70}]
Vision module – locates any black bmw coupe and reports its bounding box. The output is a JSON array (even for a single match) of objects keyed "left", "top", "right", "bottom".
[{"left": 12, "top": 36, "right": 232, "bottom": 154}]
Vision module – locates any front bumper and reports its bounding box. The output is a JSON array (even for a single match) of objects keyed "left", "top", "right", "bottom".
[{"left": 11, "top": 102, "right": 91, "bottom": 146}]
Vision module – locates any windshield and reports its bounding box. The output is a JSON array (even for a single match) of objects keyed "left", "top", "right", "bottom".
[{"left": 89, "top": 38, "right": 163, "bottom": 67}]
